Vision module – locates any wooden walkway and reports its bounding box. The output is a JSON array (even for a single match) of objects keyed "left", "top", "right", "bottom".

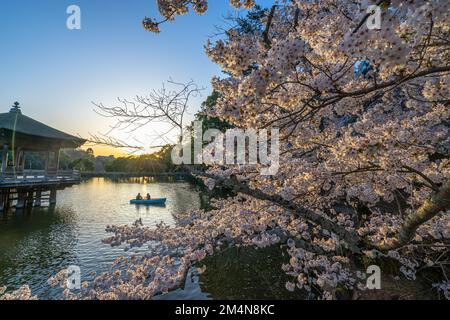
[
  {"left": 0, "top": 170, "right": 82, "bottom": 210},
  {"left": 0, "top": 170, "right": 81, "bottom": 188}
]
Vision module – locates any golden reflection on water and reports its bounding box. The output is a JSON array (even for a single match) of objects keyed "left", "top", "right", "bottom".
[{"left": 0, "top": 178, "right": 201, "bottom": 299}]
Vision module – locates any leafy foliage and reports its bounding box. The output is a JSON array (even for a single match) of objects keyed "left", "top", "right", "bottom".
[{"left": 104, "top": 145, "right": 175, "bottom": 173}]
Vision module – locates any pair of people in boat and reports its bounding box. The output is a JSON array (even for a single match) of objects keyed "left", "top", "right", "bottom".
[{"left": 136, "top": 193, "right": 151, "bottom": 200}]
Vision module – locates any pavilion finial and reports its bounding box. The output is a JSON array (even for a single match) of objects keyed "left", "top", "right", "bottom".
[{"left": 10, "top": 101, "right": 22, "bottom": 114}]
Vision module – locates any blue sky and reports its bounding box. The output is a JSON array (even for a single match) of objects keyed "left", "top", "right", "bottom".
[{"left": 0, "top": 0, "right": 271, "bottom": 155}]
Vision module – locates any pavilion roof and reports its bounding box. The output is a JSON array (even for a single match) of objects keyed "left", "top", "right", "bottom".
[{"left": 0, "top": 106, "right": 86, "bottom": 148}]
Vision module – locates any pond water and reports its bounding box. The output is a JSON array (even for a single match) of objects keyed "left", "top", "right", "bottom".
[{"left": 0, "top": 178, "right": 301, "bottom": 300}]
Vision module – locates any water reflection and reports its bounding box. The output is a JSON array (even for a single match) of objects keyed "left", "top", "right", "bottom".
[
  {"left": 197, "top": 245, "right": 305, "bottom": 300},
  {"left": 0, "top": 178, "right": 201, "bottom": 299},
  {"left": 0, "top": 177, "right": 301, "bottom": 300},
  {"left": 0, "top": 207, "right": 78, "bottom": 298},
  {"left": 158, "top": 245, "right": 305, "bottom": 300}
]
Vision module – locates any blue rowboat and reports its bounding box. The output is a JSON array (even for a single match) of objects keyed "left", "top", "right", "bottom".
[{"left": 130, "top": 198, "right": 167, "bottom": 205}]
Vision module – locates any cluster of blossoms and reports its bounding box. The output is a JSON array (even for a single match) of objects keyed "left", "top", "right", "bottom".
[
  {"left": 0, "top": 285, "right": 37, "bottom": 300},
  {"left": 341, "top": 4, "right": 409, "bottom": 72},
  {"left": 143, "top": 0, "right": 256, "bottom": 32},
  {"left": 205, "top": 31, "right": 262, "bottom": 77},
  {"left": 283, "top": 244, "right": 357, "bottom": 299},
  {"left": 11, "top": 0, "right": 445, "bottom": 300}
]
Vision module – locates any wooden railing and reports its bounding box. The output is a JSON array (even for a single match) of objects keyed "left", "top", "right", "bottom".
[{"left": 0, "top": 169, "right": 81, "bottom": 185}]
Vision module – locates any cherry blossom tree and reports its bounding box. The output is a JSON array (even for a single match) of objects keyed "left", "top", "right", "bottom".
[
  {"left": 0, "top": 285, "right": 37, "bottom": 300},
  {"left": 45, "top": 0, "right": 449, "bottom": 300}
]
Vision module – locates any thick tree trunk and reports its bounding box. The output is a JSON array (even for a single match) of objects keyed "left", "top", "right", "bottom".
[
  {"left": 194, "top": 171, "right": 449, "bottom": 255},
  {"left": 373, "top": 180, "right": 450, "bottom": 251}
]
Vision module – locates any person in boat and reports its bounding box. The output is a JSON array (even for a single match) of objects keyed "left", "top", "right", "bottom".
[
  {"left": 136, "top": 193, "right": 143, "bottom": 200},
  {"left": 146, "top": 193, "right": 151, "bottom": 200}
]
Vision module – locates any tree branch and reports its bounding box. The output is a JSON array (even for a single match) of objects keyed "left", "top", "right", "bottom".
[
  {"left": 192, "top": 170, "right": 362, "bottom": 253},
  {"left": 262, "top": 5, "right": 277, "bottom": 48},
  {"left": 373, "top": 180, "right": 450, "bottom": 251}
]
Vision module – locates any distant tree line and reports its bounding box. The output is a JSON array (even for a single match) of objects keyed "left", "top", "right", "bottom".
[{"left": 104, "top": 145, "right": 174, "bottom": 173}]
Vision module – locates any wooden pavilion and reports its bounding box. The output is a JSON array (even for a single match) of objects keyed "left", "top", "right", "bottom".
[{"left": 0, "top": 102, "right": 86, "bottom": 210}]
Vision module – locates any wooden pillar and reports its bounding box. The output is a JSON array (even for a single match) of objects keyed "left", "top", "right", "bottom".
[
  {"left": 16, "top": 190, "right": 26, "bottom": 209},
  {"left": 14, "top": 148, "right": 22, "bottom": 174},
  {"left": 0, "top": 191, "right": 6, "bottom": 212},
  {"left": 44, "top": 151, "right": 50, "bottom": 175},
  {"left": 20, "top": 151, "right": 26, "bottom": 172},
  {"left": 49, "top": 188, "right": 57, "bottom": 205},
  {"left": 26, "top": 190, "right": 34, "bottom": 207},
  {"left": 2, "top": 189, "right": 11, "bottom": 211},
  {"left": 1, "top": 144, "right": 8, "bottom": 176},
  {"left": 55, "top": 149, "right": 61, "bottom": 175},
  {"left": 34, "top": 189, "right": 42, "bottom": 207}
]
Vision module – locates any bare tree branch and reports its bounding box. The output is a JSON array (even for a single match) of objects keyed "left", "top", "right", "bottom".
[
  {"left": 91, "top": 80, "right": 205, "bottom": 149},
  {"left": 83, "top": 133, "right": 143, "bottom": 151}
]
